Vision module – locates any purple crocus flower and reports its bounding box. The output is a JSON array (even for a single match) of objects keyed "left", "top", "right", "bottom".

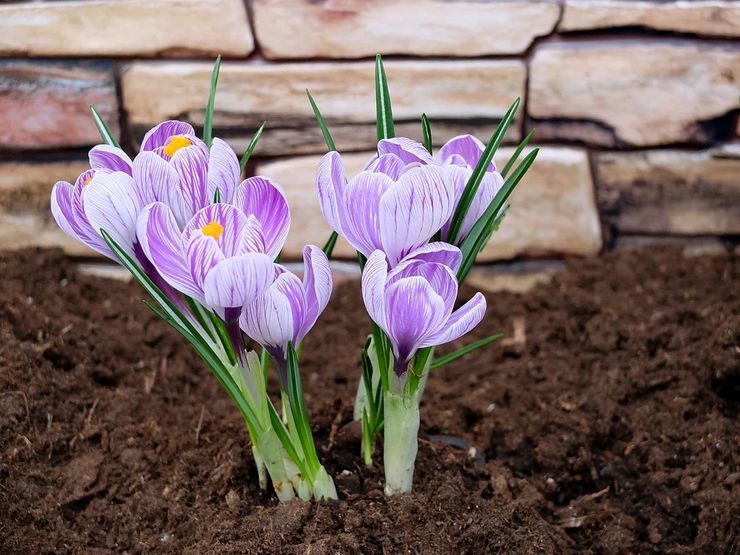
[
  {"left": 362, "top": 243, "right": 487, "bottom": 376},
  {"left": 136, "top": 176, "right": 289, "bottom": 314},
  {"left": 436, "top": 135, "right": 504, "bottom": 245},
  {"left": 240, "top": 245, "right": 332, "bottom": 377},
  {"left": 317, "top": 138, "right": 455, "bottom": 267}
]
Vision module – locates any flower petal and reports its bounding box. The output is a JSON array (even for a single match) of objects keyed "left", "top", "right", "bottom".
[
  {"left": 184, "top": 203, "right": 264, "bottom": 258},
  {"left": 402, "top": 242, "right": 462, "bottom": 273},
  {"left": 203, "top": 253, "right": 274, "bottom": 310},
  {"left": 384, "top": 276, "right": 446, "bottom": 366},
  {"left": 133, "top": 152, "right": 189, "bottom": 227},
  {"left": 316, "top": 151, "right": 345, "bottom": 234},
  {"left": 437, "top": 134, "right": 493, "bottom": 171},
  {"left": 241, "top": 271, "right": 304, "bottom": 351},
  {"left": 186, "top": 234, "right": 224, "bottom": 291},
  {"left": 137, "top": 202, "right": 201, "bottom": 299},
  {"left": 299, "top": 245, "right": 332, "bottom": 342},
  {"left": 83, "top": 171, "right": 141, "bottom": 257},
  {"left": 141, "top": 120, "right": 195, "bottom": 152},
  {"left": 207, "top": 138, "right": 240, "bottom": 204},
  {"left": 458, "top": 171, "right": 504, "bottom": 243},
  {"left": 234, "top": 176, "right": 290, "bottom": 260},
  {"left": 340, "top": 170, "right": 393, "bottom": 258},
  {"left": 361, "top": 249, "right": 389, "bottom": 330},
  {"left": 50, "top": 181, "right": 80, "bottom": 241},
  {"left": 89, "top": 145, "right": 133, "bottom": 175},
  {"left": 419, "top": 292, "right": 487, "bottom": 348},
  {"left": 364, "top": 153, "right": 409, "bottom": 180},
  {"left": 379, "top": 165, "right": 455, "bottom": 266},
  {"left": 377, "top": 137, "right": 432, "bottom": 165},
  {"left": 170, "top": 145, "right": 209, "bottom": 217}
]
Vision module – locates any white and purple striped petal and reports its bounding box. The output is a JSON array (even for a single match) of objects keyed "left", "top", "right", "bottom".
[
  {"left": 420, "top": 293, "right": 487, "bottom": 348},
  {"left": 436, "top": 134, "right": 493, "bottom": 172},
  {"left": 170, "top": 145, "right": 209, "bottom": 217},
  {"left": 141, "top": 120, "right": 196, "bottom": 152},
  {"left": 89, "top": 145, "right": 133, "bottom": 175},
  {"left": 377, "top": 138, "right": 432, "bottom": 166},
  {"left": 378, "top": 165, "right": 455, "bottom": 266},
  {"left": 137, "top": 202, "right": 201, "bottom": 300},
  {"left": 340, "top": 171, "right": 392, "bottom": 258},
  {"left": 299, "top": 245, "right": 332, "bottom": 342},
  {"left": 234, "top": 176, "right": 290, "bottom": 260},
  {"left": 316, "top": 151, "right": 345, "bottom": 234},
  {"left": 184, "top": 203, "right": 261, "bottom": 258},
  {"left": 207, "top": 138, "right": 240, "bottom": 204},
  {"left": 202, "top": 253, "right": 274, "bottom": 310}
]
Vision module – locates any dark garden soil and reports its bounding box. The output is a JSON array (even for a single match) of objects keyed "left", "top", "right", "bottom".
[{"left": 0, "top": 246, "right": 738, "bottom": 554}]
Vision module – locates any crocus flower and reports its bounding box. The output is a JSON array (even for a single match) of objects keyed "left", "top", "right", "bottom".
[
  {"left": 362, "top": 243, "right": 487, "bottom": 377},
  {"left": 436, "top": 135, "right": 504, "bottom": 245},
  {"left": 241, "top": 245, "right": 332, "bottom": 376},
  {"left": 137, "top": 176, "right": 289, "bottom": 314},
  {"left": 317, "top": 138, "right": 455, "bottom": 267}
]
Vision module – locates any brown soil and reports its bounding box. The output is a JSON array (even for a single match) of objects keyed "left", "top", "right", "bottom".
[{"left": 0, "top": 246, "right": 737, "bottom": 554}]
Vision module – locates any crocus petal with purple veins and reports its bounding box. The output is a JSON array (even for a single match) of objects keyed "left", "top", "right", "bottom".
[
  {"left": 420, "top": 292, "right": 487, "bottom": 348},
  {"left": 234, "top": 177, "right": 290, "bottom": 260},
  {"left": 83, "top": 171, "right": 142, "bottom": 258},
  {"left": 364, "top": 153, "right": 410, "bottom": 180},
  {"left": 340, "top": 171, "right": 393, "bottom": 258},
  {"left": 436, "top": 134, "right": 494, "bottom": 172},
  {"left": 316, "top": 151, "right": 345, "bottom": 234},
  {"left": 387, "top": 259, "right": 458, "bottom": 317},
  {"left": 401, "top": 242, "right": 462, "bottom": 273},
  {"left": 133, "top": 152, "right": 191, "bottom": 228},
  {"left": 170, "top": 146, "right": 209, "bottom": 217},
  {"left": 377, "top": 137, "right": 432, "bottom": 166},
  {"left": 361, "top": 249, "right": 390, "bottom": 329},
  {"left": 299, "top": 245, "right": 332, "bottom": 342},
  {"left": 50, "top": 181, "right": 80, "bottom": 242},
  {"left": 207, "top": 138, "right": 240, "bottom": 204},
  {"left": 184, "top": 203, "right": 260, "bottom": 258},
  {"left": 378, "top": 165, "right": 455, "bottom": 266},
  {"left": 202, "top": 253, "right": 274, "bottom": 310},
  {"left": 384, "top": 277, "right": 446, "bottom": 369},
  {"left": 89, "top": 145, "right": 133, "bottom": 175},
  {"left": 186, "top": 234, "right": 224, "bottom": 293},
  {"left": 440, "top": 167, "right": 503, "bottom": 244},
  {"left": 141, "top": 120, "right": 196, "bottom": 152},
  {"left": 241, "top": 271, "right": 304, "bottom": 355},
  {"left": 137, "top": 202, "right": 201, "bottom": 299}
]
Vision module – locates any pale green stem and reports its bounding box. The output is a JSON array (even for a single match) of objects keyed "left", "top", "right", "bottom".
[{"left": 383, "top": 389, "right": 420, "bottom": 496}]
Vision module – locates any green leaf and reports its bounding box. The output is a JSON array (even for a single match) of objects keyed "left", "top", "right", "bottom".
[
  {"left": 421, "top": 113, "right": 432, "bottom": 154},
  {"left": 267, "top": 401, "right": 308, "bottom": 479},
  {"left": 202, "top": 55, "right": 222, "bottom": 148},
  {"left": 408, "top": 346, "right": 433, "bottom": 396},
  {"left": 239, "top": 121, "right": 266, "bottom": 173},
  {"left": 322, "top": 231, "right": 338, "bottom": 258},
  {"left": 89, "top": 105, "right": 120, "bottom": 148},
  {"left": 306, "top": 90, "right": 336, "bottom": 152},
  {"left": 375, "top": 54, "right": 395, "bottom": 141},
  {"left": 285, "top": 342, "right": 320, "bottom": 475},
  {"left": 213, "top": 188, "right": 221, "bottom": 203},
  {"left": 430, "top": 334, "right": 504, "bottom": 370},
  {"left": 446, "top": 97, "right": 520, "bottom": 245},
  {"left": 501, "top": 128, "right": 535, "bottom": 179},
  {"left": 457, "top": 148, "right": 539, "bottom": 282}
]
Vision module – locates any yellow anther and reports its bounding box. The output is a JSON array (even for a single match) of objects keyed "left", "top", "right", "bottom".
[
  {"left": 84, "top": 176, "right": 93, "bottom": 186},
  {"left": 163, "top": 135, "right": 193, "bottom": 157},
  {"left": 201, "top": 221, "right": 224, "bottom": 240}
]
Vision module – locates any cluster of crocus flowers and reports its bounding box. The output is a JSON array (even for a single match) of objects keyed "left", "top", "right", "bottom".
[{"left": 51, "top": 55, "right": 536, "bottom": 501}]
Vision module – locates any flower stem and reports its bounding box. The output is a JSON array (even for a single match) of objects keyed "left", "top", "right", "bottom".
[{"left": 383, "top": 389, "right": 420, "bottom": 496}]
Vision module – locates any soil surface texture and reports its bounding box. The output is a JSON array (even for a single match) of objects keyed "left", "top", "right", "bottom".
[{"left": 0, "top": 246, "right": 737, "bottom": 554}]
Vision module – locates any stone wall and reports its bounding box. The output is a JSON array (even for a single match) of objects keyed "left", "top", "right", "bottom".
[{"left": 0, "top": 0, "right": 738, "bottom": 261}]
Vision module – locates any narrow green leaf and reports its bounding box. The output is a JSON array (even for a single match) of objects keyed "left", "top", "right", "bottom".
[
  {"left": 446, "top": 97, "right": 520, "bottom": 245},
  {"left": 501, "top": 128, "right": 535, "bottom": 179},
  {"left": 239, "top": 121, "right": 266, "bottom": 173},
  {"left": 375, "top": 54, "right": 395, "bottom": 141},
  {"left": 213, "top": 188, "right": 221, "bottom": 203},
  {"left": 202, "top": 55, "right": 222, "bottom": 148},
  {"left": 457, "top": 148, "right": 539, "bottom": 282},
  {"left": 421, "top": 113, "right": 432, "bottom": 154},
  {"left": 408, "top": 346, "right": 433, "bottom": 396},
  {"left": 430, "top": 334, "right": 504, "bottom": 370},
  {"left": 285, "top": 342, "right": 320, "bottom": 474},
  {"left": 267, "top": 401, "right": 308, "bottom": 479},
  {"left": 322, "top": 231, "right": 338, "bottom": 258},
  {"left": 306, "top": 90, "right": 337, "bottom": 152},
  {"left": 371, "top": 322, "right": 390, "bottom": 393},
  {"left": 89, "top": 105, "right": 120, "bottom": 148}
]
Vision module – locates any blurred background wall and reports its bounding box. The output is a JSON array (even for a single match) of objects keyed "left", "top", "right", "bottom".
[{"left": 0, "top": 0, "right": 738, "bottom": 265}]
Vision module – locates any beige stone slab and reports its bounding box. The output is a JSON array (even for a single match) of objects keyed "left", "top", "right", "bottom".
[
  {"left": 0, "top": 160, "right": 95, "bottom": 256},
  {"left": 529, "top": 40, "right": 740, "bottom": 146},
  {"left": 255, "top": 146, "right": 602, "bottom": 261},
  {"left": 596, "top": 148, "right": 740, "bottom": 235},
  {"left": 560, "top": 1, "right": 740, "bottom": 37},
  {"left": 0, "top": 60, "right": 118, "bottom": 150},
  {"left": 0, "top": 0, "right": 253, "bottom": 57},
  {"left": 252, "top": 0, "right": 560, "bottom": 58},
  {"left": 122, "top": 59, "right": 527, "bottom": 129}
]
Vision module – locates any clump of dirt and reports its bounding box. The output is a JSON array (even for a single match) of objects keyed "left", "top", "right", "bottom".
[{"left": 0, "top": 246, "right": 737, "bottom": 554}]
